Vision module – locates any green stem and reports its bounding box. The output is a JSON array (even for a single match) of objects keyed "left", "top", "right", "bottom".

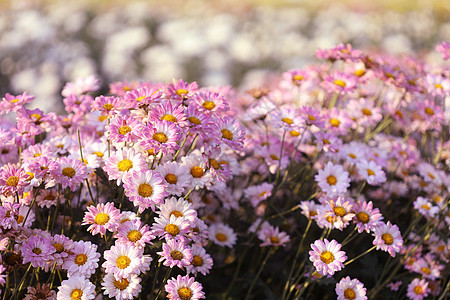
[
  {"left": 344, "top": 245, "right": 377, "bottom": 266},
  {"left": 244, "top": 247, "right": 277, "bottom": 300},
  {"left": 154, "top": 268, "right": 172, "bottom": 299}
]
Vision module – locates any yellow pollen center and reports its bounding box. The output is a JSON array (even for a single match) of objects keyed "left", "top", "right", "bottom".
[
  {"left": 170, "top": 250, "right": 184, "bottom": 260},
  {"left": 270, "top": 154, "right": 279, "bottom": 160},
  {"left": 209, "top": 158, "right": 220, "bottom": 170},
  {"left": 170, "top": 210, "right": 183, "bottom": 218},
  {"left": 138, "top": 183, "right": 153, "bottom": 198},
  {"left": 202, "top": 101, "right": 216, "bottom": 110},
  {"left": 221, "top": 129, "right": 233, "bottom": 140},
  {"left": 354, "top": 69, "right": 365, "bottom": 77},
  {"left": 116, "top": 255, "right": 131, "bottom": 269},
  {"left": 330, "top": 118, "right": 341, "bottom": 127},
  {"left": 344, "top": 288, "right": 356, "bottom": 299},
  {"left": 10, "top": 98, "right": 20, "bottom": 103},
  {"left": 117, "top": 159, "right": 133, "bottom": 172},
  {"left": 161, "top": 114, "right": 177, "bottom": 123},
  {"left": 127, "top": 230, "right": 142, "bottom": 242},
  {"left": 53, "top": 243, "right": 64, "bottom": 253},
  {"left": 434, "top": 83, "right": 443, "bottom": 89},
  {"left": 70, "top": 289, "right": 83, "bottom": 300},
  {"left": 75, "top": 253, "right": 88, "bottom": 265},
  {"left": 175, "top": 89, "right": 188, "bottom": 96},
  {"left": 308, "top": 114, "right": 316, "bottom": 121},
  {"left": 62, "top": 167, "right": 76, "bottom": 178},
  {"left": 421, "top": 267, "right": 431, "bottom": 275},
  {"left": 362, "top": 108, "right": 372, "bottom": 116},
  {"left": 190, "top": 166, "right": 204, "bottom": 178},
  {"left": 165, "top": 173, "right": 178, "bottom": 184},
  {"left": 367, "top": 169, "right": 375, "bottom": 176},
  {"left": 293, "top": 74, "right": 304, "bottom": 82},
  {"left": 119, "top": 126, "right": 131, "bottom": 135},
  {"left": 270, "top": 236, "right": 280, "bottom": 244},
  {"left": 192, "top": 255, "right": 203, "bottom": 266},
  {"left": 153, "top": 132, "right": 168, "bottom": 143},
  {"left": 94, "top": 212, "right": 110, "bottom": 225},
  {"left": 414, "top": 286, "right": 422, "bottom": 295},
  {"left": 356, "top": 212, "right": 370, "bottom": 223},
  {"left": 93, "top": 151, "right": 104, "bottom": 158},
  {"left": 32, "top": 248, "right": 42, "bottom": 255},
  {"left": 290, "top": 130, "right": 300, "bottom": 136},
  {"left": 30, "top": 113, "right": 42, "bottom": 122},
  {"left": 427, "top": 172, "right": 435, "bottom": 179},
  {"left": 348, "top": 153, "right": 356, "bottom": 159},
  {"left": 323, "top": 139, "right": 330, "bottom": 144},
  {"left": 103, "top": 103, "right": 114, "bottom": 111},
  {"left": 26, "top": 172, "right": 34, "bottom": 181},
  {"left": 334, "top": 206, "right": 346, "bottom": 217},
  {"left": 165, "top": 224, "right": 180, "bottom": 236},
  {"left": 113, "top": 278, "right": 130, "bottom": 290},
  {"left": 334, "top": 79, "right": 346, "bottom": 87},
  {"left": 437, "top": 245, "right": 445, "bottom": 252},
  {"left": 421, "top": 204, "right": 430, "bottom": 210},
  {"left": 6, "top": 176, "right": 19, "bottom": 187},
  {"left": 382, "top": 233, "right": 394, "bottom": 245},
  {"left": 188, "top": 116, "right": 201, "bottom": 125},
  {"left": 216, "top": 233, "right": 227, "bottom": 242},
  {"left": 178, "top": 287, "right": 193, "bottom": 300},
  {"left": 282, "top": 117, "right": 293, "bottom": 125},
  {"left": 326, "top": 175, "right": 337, "bottom": 185},
  {"left": 320, "top": 251, "right": 335, "bottom": 264},
  {"left": 99, "top": 115, "right": 108, "bottom": 122},
  {"left": 425, "top": 107, "right": 435, "bottom": 115},
  {"left": 16, "top": 215, "right": 24, "bottom": 224}
]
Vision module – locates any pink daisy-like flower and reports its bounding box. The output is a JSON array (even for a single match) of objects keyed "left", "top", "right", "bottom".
[
  {"left": 316, "top": 43, "right": 362, "bottom": 62},
  {"left": 347, "top": 98, "right": 383, "bottom": 127},
  {"left": 181, "top": 151, "right": 213, "bottom": 190},
  {"left": 123, "top": 86, "right": 162, "bottom": 108},
  {"left": 322, "top": 71, "right": 357, "bottom": 94},
  {"left": 92, "top": 95, "right": 122, "bottom": 116},
  {"left": 165, "top": 275, "right": 205, "bottom": 300},
  {"left": 335, "top": 276, "right": 367, "bottom": 300},
  {"left": 152, "top": 215, "right": 191, "bottom": 242},
  {"left": 0, "top": 163, "right": 30, "bottom": 197},
  {"left": 140, "top": 120, "right": 181, "bottom": 155},
  {"left": 352, "top": 201, "right": 383, "bottom": 233},
  {"left": 0, "top": 202, "right": 20, "bottom": 230},
  {"left": 82, "top": 202, "right": 121, "bottom": 236},
  {"left": 0, "top": 92, "right": 35, "bottom": 114},
  {"left": 321, "top": 196, "right": 355, "bottom": 231},
  {"left": 50, "top": 234, "right": 74, "bottom": 265},
  {"left": 299, "top": 200, "right": 319, "bottom": 220},
  {"left": 101, "top": 272, "right": 142, "bottom": 300},
  {"left": 62, "top": 75, "right": 100, "bottom": 97},
  {"left": 157, "top": 161, "right": 191, "bottom": 196},
  {"left": 244, "top": 182, "right": 274, "bottom": 208},
  {"left": 282, "top": 69, "right": 312, "bottom": 87},
  {"left": 108, "top": 115, "right": 142, "bottom": 144},
  {"left": 208, "top": 223, "right": 237, "bottom": 248},
  {"left": 324, "top": 108, "right": 353, "bottom": 135},
  {"left": 356, "top": 159, "right": 386, "bottom": 185},
  {"left": 157, "top": 196, "right": 198, "bottom": 225},
  {"left": 148, "top": 100, "right": 188, "bottom": 128},
  {"left": 258, "top": 224, "right": 290, "bottom": 247},
  {"left": 123, "top": 170, "right": 167, "bottom": 213},
  {"left": 186, "top": 244, "right": 213, "bottom": 276},
  {"left": 298, "top": 105, "right": 325, "bottom": 128},
  {"left": 309, "top": 239, "right": 347, "bottom": 276},
  {"left": 103, "top": 147, "right": 148, "bottom": 185},
  {"left": 185, "top": 104, "right": 216, "bottom": 138},
  {"left": 62, "top": 240, "right": 100, "bottom": 278},
  {"left": 158, "top": 239, "right": 193, "bottom": 269},
  {"left": 22, "top": 235, "right": 55, "bottom": 268},
  {"left": 424, "top": 74, "right": 449, "bottom": 98},
  {"left": 268, "top": 105, "right": 304, "bottom": 131},
  {"left": 56, "top": 276, "right": 96, "bottom": 300},
  {"left": 315, "top": 162, "right": 351, "bottom": 197},
  {"left": 187, "top": 218, "right": 209, "bottom": 245},
  {"left": 372, "top": 221, "right": 403, "bottom": 257},
  {"left": 191, "top": 90, "right": 229, "bottom": 114},
  {"left": 52, "top": 157, "right": 88, "bottom": 192},
  {"left": 109, "top": 80, "right": 142, "bottom": 96},
  {"left": 165, "top": 79, "right": 199, "bottom": 102},
  {"left": 102, "top": 243, "right": 144, "bottom": 280},
  {"left": 436, "top": 41, "right": 450, "bottom": 60},
  {"left": 215, "top": 116, "right": 245, "bottom": 151},
  {"left": 115, "top": 219, "right": 155, "bottom": 249},
  {"left": 413, "top": 196, "right": 440, "bottom": 219},
  {"left": 313, "top": 131, "right": 342, "bottom": 153},
  {"left": 406, "top": 278, "right": 429, "bottom": 300}
]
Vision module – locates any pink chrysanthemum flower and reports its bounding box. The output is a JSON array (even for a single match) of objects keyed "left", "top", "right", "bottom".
[
  {"left": 324, "top": 108, "right": 353, "bottom": 135},
  {"left": 406, "top": 278, "right": 429, "bottom": 300},
  {"left": 62, "top": 75, "right": 100, "bottom": 97},
  {"left": 417, "top": 162, "right": 442, "bottom": 186},
  {"left": 335, "top": 276, "right": 367, "bottom": 300},
  {"left": 157, "top": 197, "right": 198, "bottom": 225},
  {"left": 115, "top": 219, "right": 155, "bottom": 249},
  {"left": 298, "top": 105, "right": 325, "bottom": 128},
  {"left": 321, "top": 196, "right": 355, "bottom": 231},
  {"left": 268, "top": 105, "right": 304, "bottom": 131},
  {"left": 101, "top": 272, "right": 142, "bottom": 300},
  {"left": 35, "top": 188, "right": 59, "bottom": 208},
  {"left": 216, "top": 116, "right": 245, "bottom": 151},
  {"left": 62, "top": 240, "right": 100, "bottom": 278},
  {"left": 0, "top": 163, "right": 30, "bottom": 197},
  {"left": 22, "top": 235, "right": 55, "bottom": 268},
  {"left": 165, "top": 275, "right": 205, "bottom": 300},
  {"left": 165, "top": 79, "right": 199, "bottom": 102},
  {"left": 424, "top": 74, "right": 449, "bottom": 98},
  {"left": 109, "top": 80, "right": 142, "bottom": 96},
  {"left": 313, "top": 131, "right": 342, "bottom": 153},
  {"left": 104, "top": 148, "right": 148, "bottom": 185},
  {"left": 258, "top": 224, "right": 291, "bottom": 247},
  {"left": 158, "top": 239, "right": 193, "bottom": 269},
  {"left": 56, "top": 276, "right": 96, "bottom": 300},
  {"left": 108, "top": 115, "right": 142, "bottom": 144},
  {"left": 347, "top": 98, "right": 382, "bottom": 127},
  {"left": 138, "top": 120, "right": 181, "bottom": 155},
  {"left": 315, "top": 162, "right": 350, "bottom": 197},
  {"left": 356, "top": 159, "right": 386, "bottom": 185},
  {"left": 52, "top": 157, "right": 88, "bottom": 191},
  {"left": 82, "top": 202, "right": 121, "bottom": 236},
  {"left": 50, "top": 234, "right": 74, "bottom": 265},
  {"left": 181, "top": 151, "right": 213, "bottom": 190},
  {"left": 208, "top": 223, "right": 237, "bottom": 248},
  {"left": 123, "top": 170, "right": 167, "bottom": 213},
  {"left": 148, "top": 100, "right": 188, "bottom": 128},
  {"left": 352, "top": 201, "right": 383, "bottom": 233},
  {"left": 185, "top": 104, "right": 216, "bottom": 138},
  {"left": 123, "top": 86, "right": 162, "bottom": 108},
  {"left": 244, "top": 182, "right": 274, "bottom": 208},
  {"left": 282, "top": 69, "right": 312, "bottom": 87},
  {"left": 316, "top": 43, "right": 362, "bottom": 62},
  {"left": 0, "top": 92, "right": 35, "bottom": 114},
  {"left": 299, "top": 200, "right": 319, "bottom": 220},
  {"left": 152, "top": 215, "right": 191, "bottom": 242},
  {"left": 322, "top": 71, "right": 357, "bottom": 94},
  {"left": 372, "top": 221, "right": 403, "bottom": 257},
  {"left": 186, "top": 244, "right": 213, "bottom": 276},
  {"left": 413, "top": 196, "right": 440, "bottom": 219},
  {"left": 157, "top": 161, "right": 191, "bottom": 196},
  {"left": 187, "top": 218, "right": 209, "bottom": 245},
  {"left": 0, "top": 202, "right": 20, "bottom": 230},
  {"left": 102, "top": 243, "right": 144, "bottom": 280},
  {"left": 309, "top": 239, "right": 347, "bottom": 276},
  {"left": 436, "top": 41, "right": 450, "bottom": 60},
  {"left": 191, "top": 90, "right": 229, "bottom": 114},
  {"left": 92, "top": 95, "right": 122, "bottom": 116}
]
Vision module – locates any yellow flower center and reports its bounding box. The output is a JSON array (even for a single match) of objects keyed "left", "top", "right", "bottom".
[
  {"left": 170, "top": 250, "right": 184, "bottom": 260},
  {"left": 216, "top": 233, "right": 227, "bottom": 242},
  {"left": 61, "top": 166, "right": 77, "bottom": 178},
  {"left": 75, "top": 253, "right": 88, "bottom": 266},
  {"left": 381, "top": 233, "right": 394, "bottom": 245},
  {"left": 221, "top": 129, "right": 233, "bottom": 140},
  {"left": 116, "top": 255, "right": 131, "bottom": 269},
  {"left": 421, "top": 204, "right": 430, "bottom": 211},
  {"left": 190, "top": 166, "right": 204, "bottom": 178},
  {"left": 93, "top": 151, "right": 104, "bottom": 158},
  {"left": 70, "top": 289, "right": 83, "bottom": 300},
  {"left": 161, "top": 114, "right": 177, "bottom": 123},
  {"left": 354, "top": 69, "right": 365, "bottom": 77},
  {"left": 10, "top": 98, "right": 20, "bottom": 103},
  {"left": 290, "top": 130, "right": 300, "bottom": 136},
  {"left": 119, "top": 126, "right": 131, "bottom": 135},
  {"left": 270, "top": 236, "right": 280, "bottom": 244},
  {"left": 348, "top": 153, "right": 356, "bottom": 159},
  {"left": 99, "top": 115, "right": 108, "bottom": 122},
  {"left": 323, "top": 139, "right": 330, "bottom": 144},
  {"left": 165, "top": 224, "right": 180, "bottom": 236},
  {"left": 330, "top": 118, "right": 341, "bottom": 127},
  {"left": 103, "top": 103, "right": 114, "bottom": 111},
  {"left": 188, "top": 116, "right": 201, "bottom": 125},
  {"left": 32, "top": 248, "right": 42, "bottom": 255},
  {"left": 153, "top": 132, "right": 168, "bottom": 144},
  {"left": 170, "top": 210, "right": 183, "bottom": 218},
  {"left": 421, "top": 267, "right": 431, "bottom": 275},
  {"left": 30, "top": 113, "right": 42, "bottom": 122},
  {"left": 209, "top": 158, "right": 220, "bottom": 170},
  {"left": 427, "top": 172, "right": 435, "bottom": 179},
  {"left": 424, "top": 107, "right": 435, "bottom": 116},
  {"left": 334, "top": 79, "right": 346, "bottom": 87},
  {"left": 292, "top": 74, "right": 304, "bottom": 82},
  {"left": 16, "top": 215, "right": 24, "bottom": 224},
  {"left": 308, "top": 114, "right": 316, "bottom": 121},
  {"left": 175, "top": 89, "right": 188, "bottom": 96},
  {"left": 127, "top": 230, "right": 142, "bottom": 242},
  {"left": 165, "top": 173, "right": 178, "bottom": 184},
  {"left": 344, "top": 288, "right": 356, "bottom": 299},
  {"left": 320, "top": 250, "right": 335, "bottom": 264},
  {"left": 178, "top": 287, "right": 193, "bottom": 300},
  {"left": 192, "top": 255, "right": 203, "bottom": 266},
  {"left": 361, "top": 108, "right": 372, "bottom": 116},
  {"left": 367, "top": 169, "right": 375, "bottom": 176},
  {"left": 333, "top": 206, "right": 346, "bottom": 217},
  {"left": 137, "top": 183, "right": 153, "bottom": 198},
  {"left": 270, "top": 154, "right": 279, "bottom": 161},
  {"left": 113, "top": 278, "right": 130, "bottom": 290},
  {"left": 281, "top": 117, "right": 293, "bottom": 125},
  {"left": 202, "top": 101, "right": 215, "bottom": 110},
  {"left": 6, "top": 176, "right": 19, "bottom": 187},
  {"left": 326, "top": 175, "right": 337, "bottom": 185},
  {"left": 414, "top": 286, "right": 422, "bottom": 295},
  {"left": 434, "top": 83, "right": 443, "bottom": 89},
  {"left": 356, "top": 212, "right": 370, "bottom": 223},
  {"left": 437, "top": 245, "right": 445, "bottom": 252},
  {"left": 117, "top": 159, "right": 133, "bottom": 172},
  {"left": 94, "top": 212, "right": 110, "bottom": 225},
  {"left": 53, "top": 243, "right": 64, "bottom": 253}
]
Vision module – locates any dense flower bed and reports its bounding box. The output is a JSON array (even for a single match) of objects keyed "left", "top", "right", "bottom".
[{"left": 0, "top": 42, "right": 448, "bottom": 299}]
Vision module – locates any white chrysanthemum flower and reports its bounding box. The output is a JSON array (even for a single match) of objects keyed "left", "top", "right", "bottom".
[
  {"left": 101, "top": 273, "right": 142, "bottom": 300},
  {"left": 208, "top": 223, "right": 237, "bottom": 248},
  {"left": 315, "top": 162, "right": 350, "bottom": 196},
  {"left": 56, "top": 276, "right": 96, "bottom": 300},
  {"left": 62, "top": 241, "right": 100, "bottom": 278}
]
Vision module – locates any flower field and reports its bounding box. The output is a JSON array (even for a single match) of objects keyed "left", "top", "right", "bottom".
[{"left": 0, "top": 1, "right": 449, "bottom": 300}]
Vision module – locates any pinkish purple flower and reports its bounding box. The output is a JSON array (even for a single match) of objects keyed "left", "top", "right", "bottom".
[
  {"left": 372, "top": 221, "right": 403, "bottom": 257},
  {"left": 82, "top": 202, "right": 121, "bottom": 236},
  {"left": 158, "top": 239, "right": 193, "bottom": 269},
  {"left": 165, "top": 275, "right": 205, "bottom": 300},
  {"left": 22, "top": 235, "right": 55, "bottom": 268},
  {"left": 309, "top": 239, "right": 347, "bottom": 276}
]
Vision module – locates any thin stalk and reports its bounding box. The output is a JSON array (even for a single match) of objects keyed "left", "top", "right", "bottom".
[
  {"left": 344, "top": 245, "right": 377, "bottom": 266},
  {"left": 11, "top": 263, "right": 32, "bottom": 299},
  {"left": 244, "top": 247, "right": 277, "bottom": 300},
  {"left": 154, "top": 268, "right": 172, "bottom": 300},
  {"left": 172, "top": 131, "right": 190, "bottom": 161}
]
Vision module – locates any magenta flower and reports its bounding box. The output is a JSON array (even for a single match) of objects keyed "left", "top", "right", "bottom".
[
  {"left": 165, "top": 275, "right": 205, "bottom": 300},
  {"left": 103, "top": 147, "right": 148, "bottom": 185},
  {"left": 165, "top": 79, "right": 199, "bottom": 102},
  {"left": 335, "top": 276, "right": 367, "bottom": 300},
  {"left": 309, "top": 239, "right": 347, "bottom": 276},
  {"left": 158, "top": 239, "right": 193, "bottom": 269},
  {"left": 138, "top": 120, "right": 181, "bottom": 155},
  {"left": 62, "top": 240, "right": 100, "bottom": 278},
  {"left": 123, "top": 86, "right": 162, "bottom": 108},
  {"left": 0, "top": 163, "right": 30, "bottom": 197},
  {"left": 406, "top": 278, "right": 429, "bottom": 300},
  {"left": 107, "top": 115, "right": 142, "bottom": 144},
  {"left": 82, "top": 202, "right": 121, "bottom": 236},
  {"left": 22, "top": 235, "right": 55, "bottom": 268},
  {"left": 352, "top": 201, "right": 384, "bottom": 233},
  {"left": 148, "top": 100, "right": 188, "bottom": 128},
  {"left": 51, "top": 157, "right": 88, "bottom": 191},
  {"left": 0, "top": 92, "right": 34, "bottom": 114},
  {"left": 115, "top": 219, "right": 155, "bottom": 249},
  {"left": 102, "top": 243, "right": 144, "bottom": 280},
  {"left": 372, "top": 221, "right": 403, "bottom": 257}
]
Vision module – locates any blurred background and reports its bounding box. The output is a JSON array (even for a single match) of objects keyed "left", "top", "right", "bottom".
[{"left": 0, "top": 0, "right": 449, "bottom": 112}]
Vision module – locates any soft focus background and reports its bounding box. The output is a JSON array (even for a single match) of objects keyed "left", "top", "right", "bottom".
[{"left": 0, "top": 0, "right": 449, "bottom": 112}]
